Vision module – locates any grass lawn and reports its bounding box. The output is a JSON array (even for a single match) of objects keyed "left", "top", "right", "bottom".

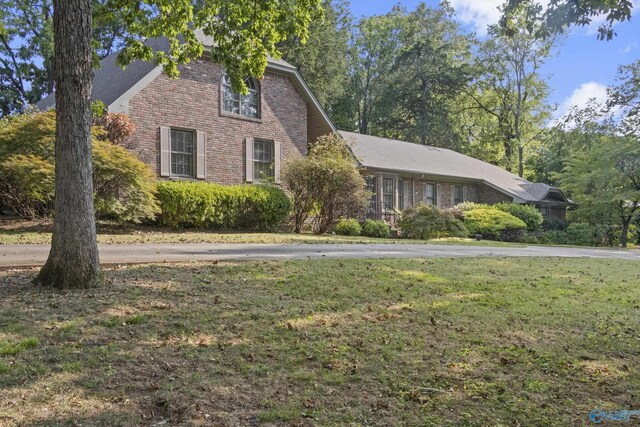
[
  {"left": 0, "top": 258, "right": 638, "bottom": 426},
  {"left": 0, "top": 218, "right": 520, "bottom": 247}
]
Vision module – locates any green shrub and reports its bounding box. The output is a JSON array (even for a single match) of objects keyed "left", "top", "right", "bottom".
[
  {"left": 282, "top": 134, "right": 368, "bottom": 234},
  {"left": 463, "top": 208, "right": 527, "bottom": 241},
  {"left": 0, "top": 111, "right": 158, "bottom": 223},
  {"left": 540, "top": 223, "right": 604, "bottom": 246},
  {"left": 156, "top": 181, "right": 291, "bottom": 231},
  {"left": 0, "top": 154, "right": 55, "bottom": 219},
  {"left": 335, "top": 218, "right": 362, "bottom": 236},
  {"left": 494, "top": 203, "right": 544, "bottom": 231},
  {"left": 361, "top": 219, "right": 391, "bottom": 238},
  {"left": 542, "top": 217, "right": 568, "bottom": 231},
  {"left": 455, "top": 201, "right": 487, "bottom": 212},
  {"left": 398, "top": 204, "right": 467, "bottom": 240}
]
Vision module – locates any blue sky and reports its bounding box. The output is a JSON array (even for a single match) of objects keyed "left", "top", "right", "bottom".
[{"left": 349, "top": 0, "right": 639, "bottom": 119}]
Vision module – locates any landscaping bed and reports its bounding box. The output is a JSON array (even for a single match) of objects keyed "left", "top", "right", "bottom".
[{"left": 1, "top": 258, "right": 638, "bottom": 426}]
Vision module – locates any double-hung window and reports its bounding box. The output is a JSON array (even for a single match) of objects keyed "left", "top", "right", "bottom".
[
  {"left": 425, "top": 183, "right": 436, "bottom": 205},
  {"left": 253, "top": 139, "right": 273, "bottom": 182},
  {"left": 382, "top": 178, "right": 395, "bottom": 212},
  {"left": 170, "top": 129, "right": 194, "bottom": 177},
  {"left": 365, "top": 176, "right": 377, "bottom": 213},
  {"left": 453, "top": 185, "right": 464, "bottom": 205}
]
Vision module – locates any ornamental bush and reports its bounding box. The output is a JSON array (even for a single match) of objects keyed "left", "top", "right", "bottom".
[
  {"left": 156, "top": 181, "right": 291, "bottom": 231},
  {"left": 282, "top": 133, "right": 368, "bottom": 234},
  {"left": 398, "top": 204, "right": 467, "bottom": 240},
  {"left": 0, "top": 111, "right": 158, "bottom": 223},
  {"left": 463, "top": 208, "right": 527, "bottom": 241},
  {"left": 335, "top": 218, "right": 362, "bottom": 236},
  {"left": 494, "top": 202, "right": 544, "bottom": 231},
  {"left": 361, "top": 219, "right": 391, "bottom": 238}
]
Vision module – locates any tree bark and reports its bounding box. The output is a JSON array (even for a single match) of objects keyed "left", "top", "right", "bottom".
[
  {"left": 34, "top": 0, "right": 102, "bottom": 289},
  {"left": 620, "top": 217, "right": 630, "bottom": 248}
]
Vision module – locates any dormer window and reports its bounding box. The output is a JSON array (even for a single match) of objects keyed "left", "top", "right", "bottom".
[{"left": 222, "top": 74, "right": 260, "bottom": 119}]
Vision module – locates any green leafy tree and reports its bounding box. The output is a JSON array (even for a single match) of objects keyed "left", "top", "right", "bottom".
[
  {"left": 35, "top": 0, "right": 322, "bottom": 289},
  {"left": 502, "top": 0, "right": 633, "bottom": 40},
  {"left": 0, "top": 0, "right": 130, "bottom": 117},
  {"left": 379, "top": 2, "right": 473, "bottom": 149},
  {"left": 463, "top": 1, "right": 554, "bottom": 176},
  {"left": 278, "top": 0, "right": 351, "bottom": 109},
  {"left": 559, "top": 130, "right": 640, "bottom": 248},
  {"left": 331, "top": 7, "right": 404, "bottom": 133}
]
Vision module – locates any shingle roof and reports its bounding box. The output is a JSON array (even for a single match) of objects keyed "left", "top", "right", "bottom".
[
  {"left": 36, "top": 34, "right": 297, "bottom": 111},
  {"left": 341, "top": 131, "right": 567, "bottom": 204}
]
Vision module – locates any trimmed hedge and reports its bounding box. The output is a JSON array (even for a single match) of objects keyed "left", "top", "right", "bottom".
[
  {"left": 398, "top": 204, "right": 467, "bottom": 240},
  {"left": 494, "top": 202, "right": 543, "bottom": 231},
  {"left": 335, "top": 218, "right": 362, "bottom": 236},
  {"left": 156, "top": 181, "right": 291, "bottom": 231},
  {"left": 463, "top": 208, "right": 527, "bottom": 241},
  {"left": 362, "top": 219, "right": 391, "bottom": 238}
]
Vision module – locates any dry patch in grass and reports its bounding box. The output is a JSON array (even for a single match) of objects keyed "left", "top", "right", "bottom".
[{"left": 0, "top": 258, "right": 639, "bottom": 426}]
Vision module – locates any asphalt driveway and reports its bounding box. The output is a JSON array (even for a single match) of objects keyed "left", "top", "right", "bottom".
[{"left": 0, "top": 242, "right": 638, "bottom": 268}]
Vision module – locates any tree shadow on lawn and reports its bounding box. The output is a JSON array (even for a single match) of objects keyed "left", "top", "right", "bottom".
[{"left": 0, "top": 258, "right": 639, "bottom": 426}]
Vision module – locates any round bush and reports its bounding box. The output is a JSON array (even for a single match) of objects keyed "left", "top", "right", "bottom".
[
  {"left": 335, "top": 218, "right": 362, "bottom": 236},
  {"left": 361, "top": 219, "right": 391, "bottom": 238},
  {"left": 0, "top": 111, "right": 158, "bottom": 223},
  {"left": 494, "top": 202, "right": 543, "bottom": 231},
  {"left": 398, "top": 204, "right": 467, "bottom": 240},
  {"left": 156, "top": 181, "right": 291, "bottom": 231},
  {"left": 463, "top": 208, "right": 527, "bottom": 241}
]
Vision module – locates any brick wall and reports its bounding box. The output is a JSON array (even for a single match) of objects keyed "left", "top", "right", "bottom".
[
  {"left": 127, "top": 59, "right": 308, "bottom": 184},
  {"left": 475, "top": 183, "right": 513, "bottom": 205}
]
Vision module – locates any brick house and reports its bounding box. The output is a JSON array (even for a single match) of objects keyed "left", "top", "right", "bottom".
[
  {"left": 342, "top": 132, "right": 571, "bottom": 223},
  {"left": 37, "top": 33, "right": 336, "bottom": 186},
  {"left": 37, "top": 32, "right": 570, "bottom": 222}
]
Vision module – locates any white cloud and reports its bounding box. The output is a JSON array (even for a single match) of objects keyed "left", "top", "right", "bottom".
[
  {"left": 618, "top": 42, "right": 637, "bottom": 54},
  {"left": 449, "top": 0, "right": 503, "bottom": 36},
  {"left": 450, "top": 0, "right": 550, "bottom": 36},
  {"left": 554, "top": 81, "right": 608, "bottom": 123}
]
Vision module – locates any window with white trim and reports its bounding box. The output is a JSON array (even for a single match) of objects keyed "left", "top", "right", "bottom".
[
  {"left": 170, "top": 129, "right": 194, "bottom": 177},
  {"left": 365, "top": 176, "right": 377, "bottom": 213},
  {"left": 222, "top": 74, "right": 260, "bottom": 118},
  {"left": 253, "top": 139, "right": 273, "bottom": 182}
]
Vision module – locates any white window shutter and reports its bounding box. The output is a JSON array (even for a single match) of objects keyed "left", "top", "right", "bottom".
[
  {"left": 463, "top": 186, "right": 468, "bottom": 202},
  {"left": 160, "top": 126, "right": 170, "bottom": 177},
  {"left": 196, "top": 130, "right": 206, "bottom": 179},
  {"left": 245, "top": 137, "right": 254, "bottom": 183},
  {"left": 436, "top": 183, "right": 442, "bottom": 206},
  {"left": 274, "top": 140, "right": 281, "bottom": 183}
]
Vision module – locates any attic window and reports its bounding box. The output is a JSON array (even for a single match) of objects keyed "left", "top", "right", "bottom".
[{"left": 222, "top": 74, "right": 260, "bottom": 119}]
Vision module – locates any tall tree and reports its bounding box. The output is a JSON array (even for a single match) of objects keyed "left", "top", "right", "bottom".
[
  {"left": 332, "top": 7, "right": 403, "bottom": 133},
  {"left": 278, "top": 0, "right": 351, "bottom": 109},
  {"left": 379, "top": 1, "right": 473, "bottom": 148},
  {"left": 35, "top": 0, "right": 322, "bottom": 289},
  {"left": 0, "top": 0, "right": 128, "bottom": 117},
  {"left": 0, "top": 0, "right": 54, "bottom": 116},
  {"left": 464, "top": 1, "right": 553, "bottom": 177},
  {"left": 557, "top": 114, "right": 640, "bottom": 248},
  {"left": 502, "top": 0, "right": 634, "bottom": 40}
]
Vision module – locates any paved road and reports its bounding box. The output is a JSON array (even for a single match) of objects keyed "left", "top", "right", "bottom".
[{"left": 0, "top": 242, "right": 638, "bottom": 268}]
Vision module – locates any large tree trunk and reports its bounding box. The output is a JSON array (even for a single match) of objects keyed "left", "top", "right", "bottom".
[
  {"left": 34, "top": 0, "right": 102, "bottom": 289},
  {"left": 620, "top": 217, "right": 630, "bottom": 249}
]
